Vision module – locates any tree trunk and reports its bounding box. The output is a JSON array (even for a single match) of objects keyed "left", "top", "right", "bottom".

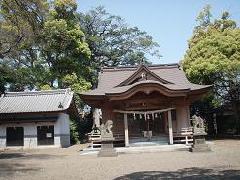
[{"left": 233, "top": 102, "right": 240, "bottom": 134}]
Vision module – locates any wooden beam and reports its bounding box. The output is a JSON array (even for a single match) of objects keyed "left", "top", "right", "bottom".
[
  {"left": 123, "top": 98, "right": 169, "bottom": 104},
  {"left": 168, "top": 110, "right": 174, "bottom": 145},
  {"left": 125, "top": 105, "right": 173, "bottom": 111},
  {"left": 114, "top": 108, "right": 175, "bottom": 115},
  {"left": 124, "top": 113, "right": 129, "bottom": 147}
]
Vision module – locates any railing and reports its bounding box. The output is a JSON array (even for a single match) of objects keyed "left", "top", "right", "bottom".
[
  {"left": 87, "top": 132, "right": 125, "bottom": 148},
  {"left": 87, "top": 132, "right": 101, "bottom": 148},
  {"left": 88, "top": 127, "right": 193, "bottom": 148},
  {"left": 173, "top": 127, "right": 193, "bottom": 145}
]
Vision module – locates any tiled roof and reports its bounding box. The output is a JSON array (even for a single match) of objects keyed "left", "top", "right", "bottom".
[
  {"left": 0, "top": 88, "right": 74, "bottom": 114},
  {"left": 81, "top": 64, "right": 211, "bottom": 96}
]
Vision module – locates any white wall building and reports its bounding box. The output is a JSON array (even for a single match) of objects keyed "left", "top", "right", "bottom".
[{"left": 0, "top": 89, "right": 77, "bottom": 149}]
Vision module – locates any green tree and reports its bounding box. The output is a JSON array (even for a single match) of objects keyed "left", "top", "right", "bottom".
[
  {"left": 79, "top": 6, "right": 160, "bottom": 85},
  {"left": 40, "top": 0, "right": 91, "bottom": 88},
  {"left": 0, "top": 0, "right": 48, "bottom": 59},
  {"left": 0, "top": 0, "right": 91, "bottom": 92},
  {"left": 182, "top": 6, "right": 240, "bottom": 132},
  {"left": 0, "top": 0, "right": 49, "bottom": 91},
  {"left": 62, "top": 73, "right": 91, "bottom": 107}
]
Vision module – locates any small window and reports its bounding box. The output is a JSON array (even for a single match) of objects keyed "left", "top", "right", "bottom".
[
  {"left": 6, "top": 127, "right": 24, "bottom": 146},
  {"left": 37, "top": 126, "right": 54, "bottom": 145}
]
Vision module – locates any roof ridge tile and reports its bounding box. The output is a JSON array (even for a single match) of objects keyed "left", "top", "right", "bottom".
[
  {"left": 4, "top": 89, "right": 69, "bottom": 97},
  {"left": 101, "top": 63, "right": 179, "bottom": 72}
]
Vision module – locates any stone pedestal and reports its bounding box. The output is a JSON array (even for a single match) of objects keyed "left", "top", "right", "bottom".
[
  {"left": 98, "top": 138, "right": 118, "bottom": 157},
  {"left": 190, "top": 133, "right": 211, "bottom": 152}
]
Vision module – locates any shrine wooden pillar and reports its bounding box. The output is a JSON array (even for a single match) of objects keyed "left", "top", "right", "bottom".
[
  {"left": 124, "top": 113, "right": 129, "bottom": 147},
  {"left": 168, "top": 110, "right": 174, "bottom": 145}
]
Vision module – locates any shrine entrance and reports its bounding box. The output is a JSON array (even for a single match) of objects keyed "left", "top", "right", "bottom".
[
  {"left": 127, "top": 112, "right": 168, "bottom": 146},
  {"left": 114, "top": 108, "right": 174, "bottom": 147}
]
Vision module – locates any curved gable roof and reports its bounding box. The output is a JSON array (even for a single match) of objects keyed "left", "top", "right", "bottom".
[
  {"left": 117, "top": 64, "right": 173, "bottom": 87},
  {"left": 81, "top": 64, "right": 211, "bottom": 97}
]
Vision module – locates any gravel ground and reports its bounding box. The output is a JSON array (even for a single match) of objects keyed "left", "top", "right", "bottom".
[{"left": 0, "top": 140, "right": 240, "bottom": 180}]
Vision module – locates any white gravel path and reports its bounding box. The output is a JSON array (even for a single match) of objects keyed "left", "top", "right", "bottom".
[{"left": 0, "top": 140, "right": 240, "bottom": 180}]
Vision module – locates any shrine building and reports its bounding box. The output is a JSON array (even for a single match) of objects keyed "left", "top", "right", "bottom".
[{"left": 80, "top": 64, "right": 211, "bottom": 147}]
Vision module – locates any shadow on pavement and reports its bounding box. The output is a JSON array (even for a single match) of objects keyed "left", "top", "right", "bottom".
[
  {"left": 0, "top": 152, "right": 64, "bottom": 159},
  {"left": 114, "top": 167, "right": 240, "bottom": 180},
  {"left": 0, "top": 162, "right": 40, "bottom": 178},
  {"left": 0, "top": 152, "right": 63, "bottom": 178}
]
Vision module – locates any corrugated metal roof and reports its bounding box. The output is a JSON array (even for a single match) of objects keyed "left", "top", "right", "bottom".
[{"left": 0, "top": 88, "right": 74, "bottom": 114}]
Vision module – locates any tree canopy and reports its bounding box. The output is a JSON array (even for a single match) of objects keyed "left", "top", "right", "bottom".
[
  {"left": 182, "top": 5, "right": 240, "bottom": 131},
  {"left": 0, "top": 1, "right": 160, "bottom": 92},
  {"left": 78, "top": 6, "right": 160, "bottom": 85},
  {"left": 0, "top": 0, "right": 49, "bottom": 91}
]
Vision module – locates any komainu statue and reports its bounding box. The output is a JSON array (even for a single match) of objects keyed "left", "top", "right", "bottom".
[
  {"left": 98, "top": 120, "right": 118, "bottom": 157},
  {"left": 192, "top": 114, "right": 206, "bottom": 135},
  {"left": 99, "top": 120, "right": 114, "bottom": 139},
  {"left": 190, "top": 114, "right": 210, "bottom": 152}
]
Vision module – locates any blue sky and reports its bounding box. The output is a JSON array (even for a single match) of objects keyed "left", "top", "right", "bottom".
[{"left": 77, "top": 0, "right": 240, "bottom": 64}]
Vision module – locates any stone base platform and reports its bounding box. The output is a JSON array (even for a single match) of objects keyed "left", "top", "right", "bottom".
[
  {"left": 98, "top": 140, "right": 118, "bottom": 157},
  {"left": 190, "top": 144, "right": 211, "bottom": 152},
  {"left": 190, "top": 134, "right": 211, "bottom": 152},
  {"left": 98, "top": 149, "right": 118, "bottom": 157},
  {"left": 80, "top": 144, "right": 192, "bottom": 156}
]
